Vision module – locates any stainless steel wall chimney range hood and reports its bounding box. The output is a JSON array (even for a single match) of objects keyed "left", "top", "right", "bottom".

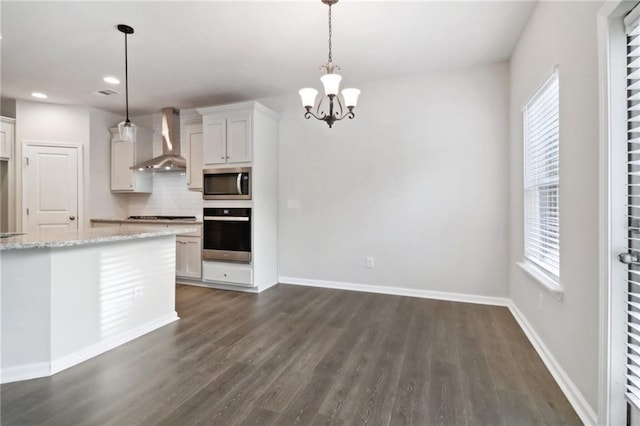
[{"left": 130, "top": 107, "right": 186, "bottom": 171}]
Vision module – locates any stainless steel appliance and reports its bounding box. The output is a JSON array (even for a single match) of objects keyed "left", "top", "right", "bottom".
[
  {"left": 203, "top": 167, "right": 251, "bottom": 200},
  {"left": 202, "top": 208, "right": 251, "bottom": 263},
  {"left": 131, "top": 107, "right": 187, "bottom": 171}
]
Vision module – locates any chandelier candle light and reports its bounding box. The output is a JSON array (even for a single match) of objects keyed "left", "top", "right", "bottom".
[
  {"left": 117, "top": 24, "right": 136, "bottom": 142},
  {"left": 299, "top": 0, "right": 360, "bottom": 128}
]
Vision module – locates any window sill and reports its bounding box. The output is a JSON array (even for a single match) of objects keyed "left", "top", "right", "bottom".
[{"left": 517, "top": 261, "right": 564, "bottom": 301}]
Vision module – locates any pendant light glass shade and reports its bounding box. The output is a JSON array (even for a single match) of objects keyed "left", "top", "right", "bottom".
[
  {"left": 118, "top": 120, "right": 137, "bottom": 142},
  {"left": 320, "top": 73, "right": 342, "bottom": 96},
  {"left": 299, "top": 88, "right": 319, "bottom": 108},
  {"left": 117, "top": 24, "right": 136, "bottom": 142},
  {"left": 341, "top": 88, "right": 361, "bottom": 108}
]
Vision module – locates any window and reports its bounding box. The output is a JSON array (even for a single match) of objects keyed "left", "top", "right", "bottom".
[{"left": 523, "top": 71, "right": 560, "bottom": 280}]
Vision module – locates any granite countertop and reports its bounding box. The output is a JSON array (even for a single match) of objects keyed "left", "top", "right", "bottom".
[
  {"left": 0, "top": 226, "right": 197, "bottom": 250},
  {"left": 91, "top": 218, "right": 203, "bottom": 225}
]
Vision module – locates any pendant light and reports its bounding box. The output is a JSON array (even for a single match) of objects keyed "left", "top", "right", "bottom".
[
  {"left": 299, "top": 0, "right": 360, "bottom": 128},
  {"left": 117, "top": 24, "right": 136, "bottom": 142}
]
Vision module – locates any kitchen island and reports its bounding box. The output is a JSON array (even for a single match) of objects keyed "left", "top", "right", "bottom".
[{"left": 1, "top": 226, "right": 195, "bottom": 383}]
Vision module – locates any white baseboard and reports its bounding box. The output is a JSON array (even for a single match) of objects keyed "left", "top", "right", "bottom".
[
  {"left": 179, "top": 280, "right": 261, "bottom": 293},
  {"left": 508, "top": 302, "right": 598, "bottom": 425},
  {"left": 1, "top": 312, "right": 179, "bottom": 384},
  {"left": 258, "top": 280, "right": 279, "bottom": 293},
  {"left": 51, "top": 312, "right": 179, "bottom": 374},
  {"left": 0, "top": 361, "right": 51, "bottom": 384},
  {"left": 279, "top": 276, "right": 509, "bottom": 307}
]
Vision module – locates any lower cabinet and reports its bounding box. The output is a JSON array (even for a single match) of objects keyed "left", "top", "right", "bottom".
[
  {"left": 202, "top": 261, "right": 253, "bottom": 287},
  {"left": 176, "top": 236, "right": 202, "bottom": 279}
]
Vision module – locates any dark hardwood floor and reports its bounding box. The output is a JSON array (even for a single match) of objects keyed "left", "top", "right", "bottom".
[{"left": 1, "top": 284, "right": 581, "bottom": 425}]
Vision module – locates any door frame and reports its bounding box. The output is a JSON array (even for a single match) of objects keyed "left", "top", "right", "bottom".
[
  {"left": 598, "top": 1, "right": 640, "bottom": 424},
  {"left": 21, "top": 140, "right": 83, "bottom": 232}
]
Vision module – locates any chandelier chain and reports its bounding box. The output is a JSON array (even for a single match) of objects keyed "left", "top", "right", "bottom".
[{"left": 328, "top": 2, "right": 332, "bottom": 64}]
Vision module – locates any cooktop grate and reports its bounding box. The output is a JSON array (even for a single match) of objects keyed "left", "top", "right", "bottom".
[{"left": 127, "top": 216, "right": 197, "bottom": 221}]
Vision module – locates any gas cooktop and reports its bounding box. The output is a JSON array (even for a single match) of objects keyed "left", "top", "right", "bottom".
[{"left": 127, "top": 216, "right": 197, "bottom": 221}]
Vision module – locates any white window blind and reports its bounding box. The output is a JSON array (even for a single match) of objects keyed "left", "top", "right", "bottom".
[
  {"left": 523, "top": 71, "right": 560, "bottom": 279},
  {"left": 625, "top": 14, "right": 640, "bottom": 410}
]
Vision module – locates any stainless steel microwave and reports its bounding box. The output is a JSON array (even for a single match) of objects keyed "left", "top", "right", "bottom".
[{"left": 203, "top": 167, "right": 251, "bottom": 200}]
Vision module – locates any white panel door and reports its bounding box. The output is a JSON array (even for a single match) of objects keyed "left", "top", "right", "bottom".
[{"left": 24, "top": 144, "right": 79, "bottom": 233}]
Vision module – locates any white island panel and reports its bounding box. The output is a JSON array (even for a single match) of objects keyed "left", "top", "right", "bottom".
[
  {"left": 1, "top": 250, "right": 52, "bottom": 372},
  {"left": 1, "top": 232, "right": 181, "bottom": 383}
]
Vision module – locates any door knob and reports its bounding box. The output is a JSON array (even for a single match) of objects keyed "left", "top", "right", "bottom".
[
  {"left": 618, "top": 252, "right": 639, "bottom": 264},
  {"left": 69, "top": 216, "right": 76, "bottom": 221}
]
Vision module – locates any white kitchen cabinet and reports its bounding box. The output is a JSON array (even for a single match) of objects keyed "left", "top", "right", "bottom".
[
  {"left": 197, "top": 101, "right": 279, "bottom": 292},
  {"left": 110, "top": 128, "right": 152, "bottom": 193},
  {"left": 176, "top": 236, "right": 202, "bottom": 279},
  {"left": 185, "top": 122, "right": 203, "bottom": 190},
  {"left": 0, "top": 117, "right": 15, "bottom": 160},
  {"left": 202, "top": 261, "right": 253, "bottom": 287},
  {"left": 199, "top": 109, "right": 251, "bottom": 166}
]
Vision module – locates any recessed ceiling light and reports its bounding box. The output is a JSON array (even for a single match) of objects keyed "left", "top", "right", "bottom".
[
  {"left": 31, "top": 92, "right": 48, "bottom": 99},
  {"left": 103, "top": 76, "right": 120, "bottom": 85}
]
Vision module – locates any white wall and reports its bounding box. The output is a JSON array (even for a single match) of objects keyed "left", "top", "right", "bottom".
[
  {"left": 15, "top": 100, "right": 91, "bottom": 229},
  {"left": 260, "top": 62, "right": 510, "bottom": 298},
  {"left": 509, "top": 0, "right": 602, "bottom": 418},
  {"left": 89, "top": 108, "right": 127, "bottom": 219}
]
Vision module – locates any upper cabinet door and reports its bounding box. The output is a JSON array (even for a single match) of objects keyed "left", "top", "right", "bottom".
[
  {"left": 0, "top": 119, "right": 14, "bottom": 160},
  {"left": 203, "top": 117, "right": 226, "bottom": 166},
  {"left": 185, "top": 122, "right": 203, "bottom": 190},
  {"left": 226, "top": 114, "right": 251, "bottom": 164},
  {"left": 110, "top": 128, "right": 152, "bottom": 193},
  {"left": 111, "top": 138, "right": 135, "bottom": 191}
]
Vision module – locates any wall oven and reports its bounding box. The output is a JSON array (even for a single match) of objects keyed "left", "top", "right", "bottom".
[
  {"left": 203, "top": 167, "right": 251, "bottom": 200},
  {"left": 202, "top": 208, "right": 251, "bottom": 263}
]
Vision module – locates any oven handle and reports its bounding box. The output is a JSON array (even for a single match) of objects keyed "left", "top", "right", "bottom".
[
  {"left": 236, "top": 173, "right": 242, "bottom": 195},
  {"left": 204, "top": 216, "right": 249, "bottom": 222}
]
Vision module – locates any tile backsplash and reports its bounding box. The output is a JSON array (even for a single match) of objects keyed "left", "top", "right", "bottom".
[{"left": 127, "top": 172, "right": 202, "bottom": 217}]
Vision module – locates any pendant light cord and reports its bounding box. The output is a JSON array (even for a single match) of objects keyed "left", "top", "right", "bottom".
[{"left": 124, "top": 31, "right": 130, "bottom": 122}]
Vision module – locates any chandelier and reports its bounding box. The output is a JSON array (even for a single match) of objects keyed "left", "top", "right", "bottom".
[
  {"left": 299, "top": 0, "right": 360, "bottom": 128},
  {"left": 117, "top": 24, "right": 136, "bottom": 142}
]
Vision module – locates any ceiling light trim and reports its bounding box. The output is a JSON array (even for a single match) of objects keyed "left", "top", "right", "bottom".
[{"left": 103, "top": 76, "right": 120, "bottom": 85}]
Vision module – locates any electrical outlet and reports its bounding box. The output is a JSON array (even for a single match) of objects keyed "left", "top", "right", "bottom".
[{"left": 366, "top": 257, "right": 375, "bottom": 268}]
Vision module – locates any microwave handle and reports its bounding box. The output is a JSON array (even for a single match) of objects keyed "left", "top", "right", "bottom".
[{"left": 237, "top": 173, "right": 242, "bottom": 195}]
